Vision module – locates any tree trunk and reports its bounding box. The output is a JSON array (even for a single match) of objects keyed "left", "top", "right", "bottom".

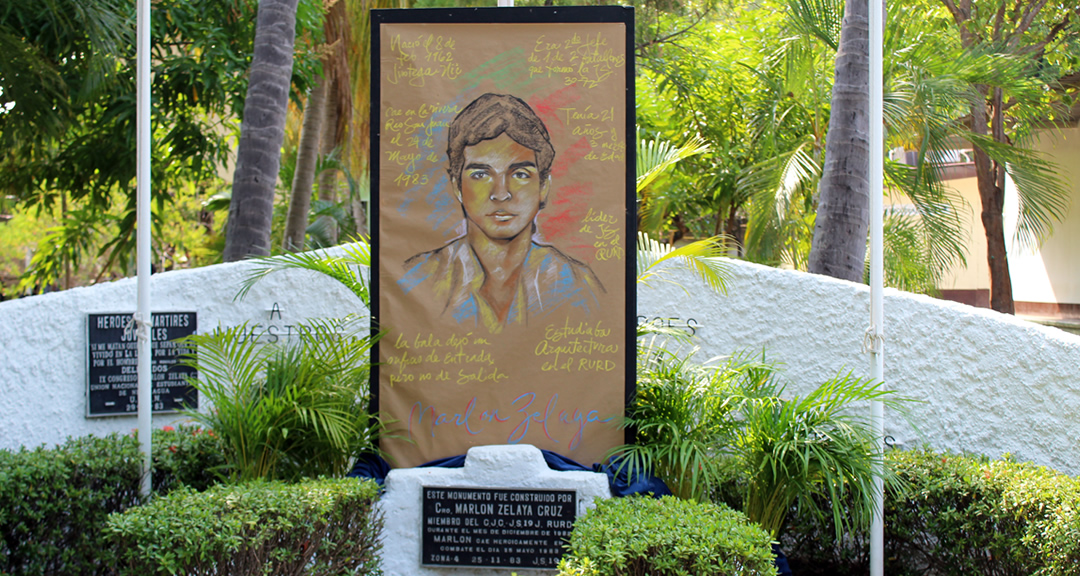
[
  {"left": 807, "top": 0, "right": 871, "bottom": 282},
  {"left": 223, "top": 0, "right": 300, "bottom": 262},
  {"left": 282, "top": 78, "right": 327, "bottom": 252},
  {"left": 316, "top": 75, "right": 341, "bottom": 246},
  {"left": 344, "top": 0, "right": 378, "bottom": 240},
  {"left": 971, "top": 85, "right": 1015, "bottom": 313},
  {"left": 942, "top": 0, "right": 1037, "bottom": 315}
]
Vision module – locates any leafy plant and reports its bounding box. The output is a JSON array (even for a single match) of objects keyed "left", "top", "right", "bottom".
[
  {"left": 613, "top": 345, "right": 903, "bottom": 539},
  {"left": 0, "top": 431, "right": 225, "bottom": 576},
  {"left": 151, "top": 424, "right": 228, "bottom": 493},
  {"left": 634, "top": 129, "right": 734, "bottom": 340},
  {"left": 0, "top": 435, "right": 142, "bottom": 576},
  {"left": 733, "top": 370, "right": 900, "bottom": 539},
  {"left": 557, "top": 495, "right": 776, "bottom": 576},
  {"left": 611, "top": 343, "right": 763, "bottom": 501},
  {"left": 636, "top": 129, "right": 710, "bottom": 195},
  {"left": 235, "top": 240, "right": 372, "bottom": 305},
  {"left": 179, "top": 316, "right": 381, "bottom": 482},
  {"left": 636, "top": 232, "right": 732, "bottom": 296},
  {"left": 782, "top": 448, "right": 1080, "bottom": 576},
  {"left": 107, "top": 477, "right": 383, "bottom": 576}
]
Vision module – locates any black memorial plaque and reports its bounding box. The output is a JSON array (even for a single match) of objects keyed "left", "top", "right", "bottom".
[
  {"left": 422, "top": 487, "right": 576, "bottom": 569},
  {"left": 87, "top": 312, "right": 198, "bottom": 417}
]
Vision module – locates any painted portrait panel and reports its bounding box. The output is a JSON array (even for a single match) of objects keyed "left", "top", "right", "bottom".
[{"left": 372, "top": 7, "right": 634, "bottom": 468}]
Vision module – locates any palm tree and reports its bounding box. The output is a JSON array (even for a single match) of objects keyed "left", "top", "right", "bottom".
[
  {"left": 806, "top": 0, "right": 871, "bottom": 282},
  {"left": 744, "top": 0, "right": 979, "bottom": 293},
  {"left": 224, "top": 0, "right": 302, "bottom": 262},
  {"left": 180, "top": 316, "right": 381, "bottom": 481},
  {"left": 282, "top": 0, "right": 354, "bottom": 251},
  {"left": 733, "top": 370, "right": 899, "bottom": 539},
  {"left": 282, "top": 78, "right": 327, "bottom": 252},
  {"left": 343, "top": 0, "right": 394, "bottom": 239}
]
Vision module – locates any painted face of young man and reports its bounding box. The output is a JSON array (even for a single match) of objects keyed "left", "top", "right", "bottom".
[{"left": 455, "top": 133, "right": 550, "bottom": 241}]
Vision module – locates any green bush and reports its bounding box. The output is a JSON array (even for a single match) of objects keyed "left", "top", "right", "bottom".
[
  {"left": 616, "top": 344, "right": 899, "bottom": 539},
  {"left": 0, "top": 435, "right": 140, "bottom": 576},
  {"left": 781, "top": 448, "right": 1080, "bottom": 576},
  {"left": 557, "top": 495, "right": 776, "bottom": 576},
  {"left": 0, "top": 429, "right": 225, "bottom": 576},
  {"left": 107, "top": 477, "right": 383, "bottom": 576},
  {"left": 152, "top": 425, "right": 228, "bottom": 492},
  {"left": 180, "top": 317, "right": 381, "bottom": 482},
  {"left": 887, "top": 449, "right": 1080, "bottom": 576}
]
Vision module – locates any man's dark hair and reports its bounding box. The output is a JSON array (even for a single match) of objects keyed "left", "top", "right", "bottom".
[{"left": 446, "top": 93, "right": 555, "bottom": 185}]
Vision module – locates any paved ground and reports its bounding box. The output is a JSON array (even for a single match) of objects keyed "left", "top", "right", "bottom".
[{"left": 1020, "top": 315, "right": 1080, "bottom": 336}]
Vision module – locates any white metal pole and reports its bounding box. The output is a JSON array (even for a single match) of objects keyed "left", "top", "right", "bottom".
[
  {"left": 869, "top": 0, "right": 885, "bottom": 574},
  {"left": 136, "top": 0, "right": 153, "bottom": 498}
]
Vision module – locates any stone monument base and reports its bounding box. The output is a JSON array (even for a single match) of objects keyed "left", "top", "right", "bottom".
[{"left": 377, "top": 444, "right": 612, "bottom": 575}]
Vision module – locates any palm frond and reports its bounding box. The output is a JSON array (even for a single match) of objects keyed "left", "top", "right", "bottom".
[
  {"left": 784, "top": 0, "right": 843, "bottom": 50},
  {"left": 637, "top": 130, "right": 710, "bottom": 193},
  {"left": 179, "top": 316, "right": 382, "bottom": 482},
  {"left": 637, "top": 232, "right": 732, "bottom": 296},
  {"left": 872, "top": 210, "right": 942, "bottom": 294},
  {"left": 235, "top": 240, "right": 371, "bottom": 305},
  {"left": 739, "top": 140, "right": 821, "bottom": 267},
  {"left": 967, "top": 134, "right": 1071, "bottom": 251}
]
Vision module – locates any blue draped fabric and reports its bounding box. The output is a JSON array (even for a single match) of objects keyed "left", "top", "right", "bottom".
[{"left": 346, "top": 449, "right": 671, "bottom": 498}]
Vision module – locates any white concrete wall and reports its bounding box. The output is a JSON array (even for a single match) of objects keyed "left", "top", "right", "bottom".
[
  {"left": 0, "top": 257, "right": 360, "bottom": 451},
  {"left": 639, "top": 260, "right": 1080, "bottom": 474},
  {"left": 4, "top": 253, "right": 1080, "bottom": 475}
]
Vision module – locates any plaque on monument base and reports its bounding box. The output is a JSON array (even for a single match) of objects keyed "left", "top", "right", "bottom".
[
  {"left": 421, "top": 487, "right": 576, "bottom": 569},
  {"left": 377, "top": 445, "right": 611, "bottom": 576}
]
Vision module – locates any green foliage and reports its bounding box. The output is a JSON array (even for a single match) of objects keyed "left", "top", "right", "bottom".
[
  {"left": 887, "top": 449, "right": 1080, "bottom": 576},
  {"left": 557, "top": 495, "right": 776, "bottom": 576},
  {"left": 635, "top": 4, "right": 768, "bottom": 243},
  {"left": 180, "top": 316, "right": 381, "bottom": 482},
  {"left": 0, "top": 430, "right": 224, "bottom": 576},
  {"left": 634, "top": 125, "right": 734, "bottom": 340},
  {"left": 236, "top": 241, "right": 372, "bottom": 306},
  {"left": 151, "top": 425, "right": 229, "bottom": 493},
  {"left": 107, "top": 477, "right": 383, "bottom": 576},
  {"left": 615, "top": 345, "right": 901, "bottom": 539},
  {"left": 734, "top": 371, "right": 897, "bottom": 539},
  {"left": 869, "top": 211, "right": 941, "bottom": 295},
  {"left": 1, "top": 0, "right": 328, "bottom": 292},
  {"left": 783, "top": 448, "right": 1080, "bottom": 576},
  {"left": 612, "top": 344, "right": 752, "bottom": 501},
  {"left": 0, "top": 435, "right": 140, "bottom": 576},
  {"left": 636, "top": 130, "right": 710, "bottom": 198},
  {"left": 636, "top": 232, "right": 732, "bottom": 300}
]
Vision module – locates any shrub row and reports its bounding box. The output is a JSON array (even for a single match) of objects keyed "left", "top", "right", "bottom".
[
  {"left": 0, "top": 427, "right": 224, "bottom": 576},
  {"left": 558, "top": 495, "right": 776, "bottom": 576},
  {"left": 782, "top": 448, "right": 1080, "bottom": 576},
  {"left": 107, "top": 478, "right": 383, "bottom": 576}
]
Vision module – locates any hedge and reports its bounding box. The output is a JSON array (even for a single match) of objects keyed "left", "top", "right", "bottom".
[
  {"left": 0, "top": 428, "right": 224, "bottom": 576},
  {"left": 106, "top": 478, "right": 383, "bottom": 576},
  {"left": 782, "top": 448, "right": 1080, "bottom": 576},
  {"left": 558, "top": 495, "right": 776, "bottom": 576}
]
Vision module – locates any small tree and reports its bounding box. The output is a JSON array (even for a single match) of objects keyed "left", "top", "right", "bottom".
[{"left": 936, "top": 0, "right": 1077, "bottom": 313}]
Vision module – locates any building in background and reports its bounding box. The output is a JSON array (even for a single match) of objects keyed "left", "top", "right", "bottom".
[{"left": 892, "top": 122, "right": 1080, "bottom": 333}]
